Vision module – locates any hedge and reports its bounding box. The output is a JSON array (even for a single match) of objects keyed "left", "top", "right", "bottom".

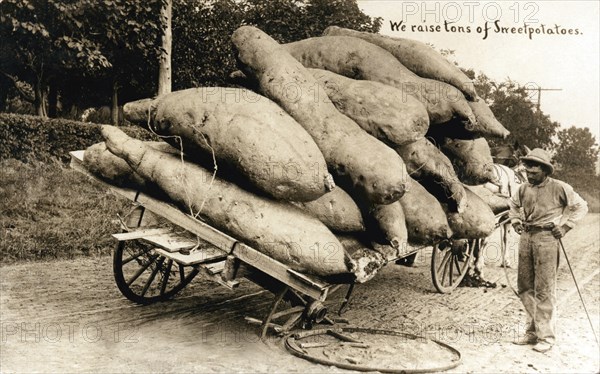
[{"left": 0, "top": 113, "right": 158, "bottom": 163}]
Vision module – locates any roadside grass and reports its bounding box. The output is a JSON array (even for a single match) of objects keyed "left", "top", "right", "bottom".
[
  {"left": 580, "top": 190, "right": 600, "bottom": 213},
  {"left": 0, "top": 158, "right": 128, "bottom": 264}
]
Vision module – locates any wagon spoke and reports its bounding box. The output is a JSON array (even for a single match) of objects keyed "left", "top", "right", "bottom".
[
  {"left": 454, "top": 257, "right": 462, "bottom": 276},
  {"left": 127, "top": 254, "right": 159, "bottom": 287},
  {"left": 141, "top": 257, "right": 164, "bottom": 297},
  {"left": 160, "top": 259, "right": 174, "bottom": 296},
  {"left": 114, "top": 240, "right": 198, "bottom": 304},
  {"left": 441, "top": 256, "right": 449, "bottom": 286},
  {"left": 437, "top": 250, "right": 451, "bottom": 273},
  {"left": 432, "top": 240, "right": 473, "bottom": 293},
  {"left": 123, "top": 247, "right": 153, "bottom": 265}
]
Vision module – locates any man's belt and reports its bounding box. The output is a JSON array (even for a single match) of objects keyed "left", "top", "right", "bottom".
[{"left": 523, "top": 223, "right": 554, "bottom": 233}]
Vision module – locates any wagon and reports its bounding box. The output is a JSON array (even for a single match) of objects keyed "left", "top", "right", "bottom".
[{"left": 69, "top": 151, "right": 476, "bottom": 334}]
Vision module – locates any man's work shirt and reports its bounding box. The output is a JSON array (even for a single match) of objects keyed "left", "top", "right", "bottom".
[{"left": 509, "top": 177, "right": 588, "bottom": 228}]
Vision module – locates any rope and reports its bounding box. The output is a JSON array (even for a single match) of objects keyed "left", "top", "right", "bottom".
[{"left": 143, "top": 105, "right": 218, "bottom": 220}]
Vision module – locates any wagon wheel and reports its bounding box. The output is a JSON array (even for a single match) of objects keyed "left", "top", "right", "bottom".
[
  {"left": 113, "top": 239, "right": 199, "bottom": 304},
  {"left": 431, "top": 239, "right": 474, "bottom": 293}
]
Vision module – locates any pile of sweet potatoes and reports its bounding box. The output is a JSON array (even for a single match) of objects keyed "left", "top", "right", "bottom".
[{"left": 82, "top": 25, "right": 509, "bottom": 282}]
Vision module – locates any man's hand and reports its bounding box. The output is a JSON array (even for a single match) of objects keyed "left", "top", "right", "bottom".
[
  {"left": 551, "top": 224, "right": 570, "bottom": 239},
  {"left": 512, "top": 222, "right": 524, "bottom": 235}
]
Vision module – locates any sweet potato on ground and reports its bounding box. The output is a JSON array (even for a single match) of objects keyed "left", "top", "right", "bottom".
[
  {"left": 399, "top": 177, "right": 453, "bottom": 245},
  {"left": 232, "top": 26, "right": 409, "bottom": 205},
  {"left": 395, "top": 138, "right": 466, "bottom": 212},
  {"left": 283, "top": 35, "right": 475, "bottom": 125},
  {"left": 101, "top": 126, "right": 353, "bottom": 277},
  {"left": 322, "top": 26, "right": 478, "bottom": 100},
  {"left": 308, "top": 68, "right": 429, "bottom": 146},
  {"left": 124, "top": 87, "right": 333, "bottom": 202}
]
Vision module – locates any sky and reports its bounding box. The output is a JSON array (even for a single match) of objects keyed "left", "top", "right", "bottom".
[{"left": 356, "top": 0, "right": 600, "bottom": 142}]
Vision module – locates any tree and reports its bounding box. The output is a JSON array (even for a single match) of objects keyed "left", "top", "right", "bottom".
[
  {"left": 0, "top": 0, "right": 110, "bottom": 116},
  {"left": 172, "top": 0, "right": 382, "bottom": 89},
  {"left": 553, "top": 126, "right": 599, "bottom": 175},
  {"left": 2, "top": 0, "right": 382, "bottom": 116},
  {"left": 1, "top": 0, "right": 164, "bottom": 121},
  {"left": 172, "top": 0, "right": 245, "bottom": 89},
  {"left": 158, "top": 0, "right": 172, "bottom": 96}
]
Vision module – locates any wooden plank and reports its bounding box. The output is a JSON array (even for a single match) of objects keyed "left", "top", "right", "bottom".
[
  {"left": 287, "top": 269, "right": 328, "bottom": 291},
  {"left": 197, "top": 265, "right": 240, "bottom": 289},
  {"left": 112, "top": 228, "right": 173, "bottom": 241},
  {"left": 232, "top": 243, "right": 329, "bottom": 301},
  {"left": 205, "top": 261, "right": 225, "bottom": 275},
  {"left": 154, "top": 248, "right": 226, "bottom": 266},
  {"left": 141, "top": 233, "right": 198, "bottom": 253}
]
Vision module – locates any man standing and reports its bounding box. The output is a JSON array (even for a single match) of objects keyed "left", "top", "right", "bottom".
[{"left": 509, "top": 148, "right": 588, "bottom": 353}]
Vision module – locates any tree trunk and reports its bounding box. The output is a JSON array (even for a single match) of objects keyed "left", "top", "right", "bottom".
[
  {"left": 158, "top": 0, "right": 172, "bottom": 96},
  {"left": 34, "top": 80, "right": 47, "bottom": 118},
  {"left": 111, "top": 81, "right": 119, "bottom": 126},
  {"left": 48, "top": 84, "right": 58, "bottom": 118},
  {"left": 0, "top": 75, "right": 10, "bottom": 112}
]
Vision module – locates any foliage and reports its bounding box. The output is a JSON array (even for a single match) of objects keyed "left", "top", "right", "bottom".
[
  {"left": 551, "top": 126, "right": 599, "bottom": 212},
  {"left": 0, "top": 113, "right": 156, "bottom": 163},
  {"left": 172, "top": 0, "right": 245, "bottom": 88},
  {"left": 0, "top": 158, "right": 125, "bottom": 263},
  {"left": 0, "top": 0, "right": 164, "bottom": 116},
  {"left": 172, "top": 0, "right": 382, "bottom": 88},
  {"left": 553, "top": 126, "right": 599, "bottom": 174}
]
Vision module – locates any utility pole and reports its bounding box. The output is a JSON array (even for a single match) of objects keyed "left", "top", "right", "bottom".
[{"left": 524, "top": 87, "right": 562, "bottom": 112}]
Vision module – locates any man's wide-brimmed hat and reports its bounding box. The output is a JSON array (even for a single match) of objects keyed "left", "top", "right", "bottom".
[{"left": 520, "top": 148, "right": 554, "bottom": 174}]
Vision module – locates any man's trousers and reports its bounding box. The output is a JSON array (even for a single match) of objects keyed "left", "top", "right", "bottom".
[{"left": 517, "top": 230, "right": 560, "bottom": 343}]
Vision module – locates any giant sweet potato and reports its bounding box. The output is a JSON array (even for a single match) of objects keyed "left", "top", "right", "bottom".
[
  {"left": 232, "top": 26, "right": 409, "bottom": 205},
  {"left": 437, "top": 136, "right": 498, "bottom": 185},
  {"left": 395, "top": 138, "right": 466, "bottom": 212},
  {"left": 299, "top": 183, "right": 409, "bottom": 259},
  {"left": 308, "top": 68, "right": 429, "bottom": 146},
  {"left": 283, "top": 35, "right": 475, "bottom": 125},
  {"left": 427, "top": 99, "right": 510, "bottom": 140},
  {"left": 466, "top": 185, "right": 509, "bottom": 214},
  {"left": 337, "top": 234, "right": 385, "bottom": 283},
  {"left": 101, "top": 126, "right": 353, "bottom": 277},
  {"left": 399, "top": 177, "right": 453, "bottom": 245},
  {"left": 83, "top": 141, "right": 177, "bottom": 189},
  {"left": 322, "top": 26, "right": 478, "bottom": 100},
  {"left": 468, "top": 98, "right": 510, "bottom": 138},
  {"left": 124, "top": 87, "right": 333, "bottom": 202},
  {"left": 441, "top": 187, "right": 496, "bottom": 239},
  {"left": 368, "top": 202, "right": 409, "bottom": 261},
  {"left": 295, "top": 187, "right": 365, "bottom": 233},
  {"left": 229, "top": 67, "right": 429, "bottom": 146}
]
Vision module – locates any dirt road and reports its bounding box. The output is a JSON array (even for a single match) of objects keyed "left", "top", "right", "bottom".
[{"left": 1, "top": 215, "right": 599, "bottom": 373}]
